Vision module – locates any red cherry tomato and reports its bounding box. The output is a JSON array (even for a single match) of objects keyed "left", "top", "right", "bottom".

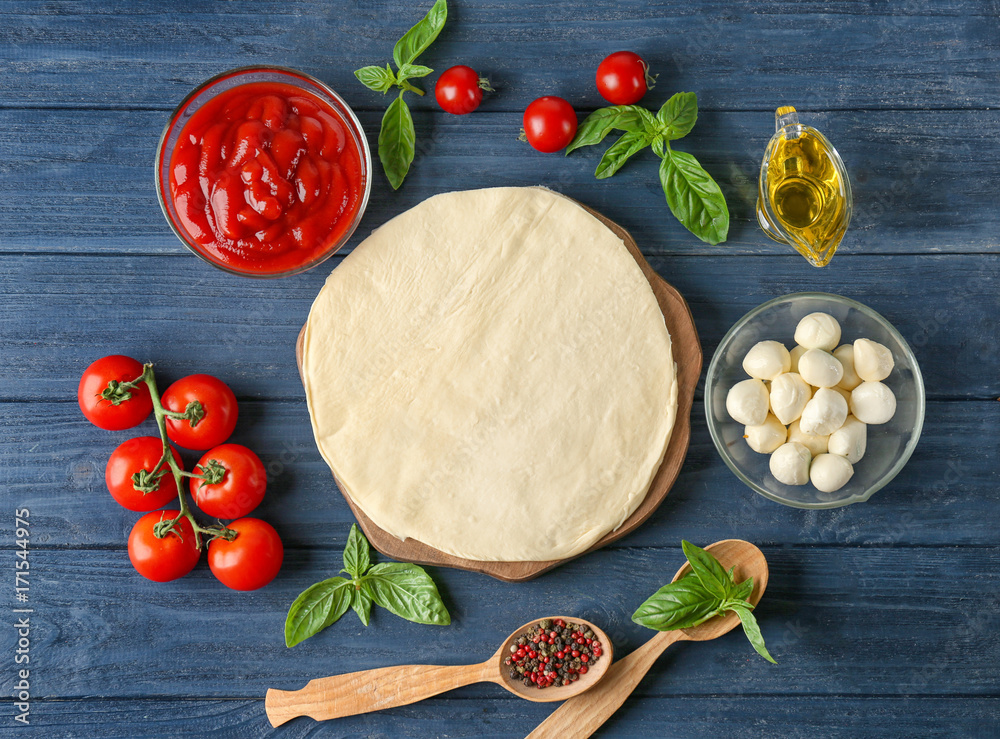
[
  {"left": 128, "top": 511, "right": 200, "bottom": 582},
  {"left": 190, "top": 444, "right": 266, "bottom": 519},
  {"left": 208, "top": 518, "right": 283, "bottom": 591},
  {"left": 78, "top": 355, "right": 152, "bottom": 431},
  {"left": 161, "top": 374, "right": 238, "bottom": 450},
  {"left": 106, "top": 436, "right": 183, "bottom": 512},
  {"left": 596, "top": 51, "right": 651, "bottom": 105},
  {"left": 435, "top": 65, "right": 487, "bottom": 115},
  {"left": 522, "top": 96, "right": 578, "bottom": 153}
]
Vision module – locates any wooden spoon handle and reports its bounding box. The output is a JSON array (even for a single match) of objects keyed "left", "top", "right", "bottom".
[
  {"left": 526, "top": 630, "right": 685, "bottom": 739},
  {"left": 266, "top": 660, "right": 495, "bottom": 727}
]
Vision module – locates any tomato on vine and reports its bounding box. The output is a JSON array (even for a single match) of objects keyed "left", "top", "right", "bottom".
[
  {"left": 595, "top": 51, "right": 655, "bottom": 105},
  {"left": 162, "top": 374, "right": 238, "bottom": 450},
  {"left": 208, "top": 518, "right": 283, "bottom": 591},
  {"left": 190, "top": 443, "right": 266, "bottom": 519},
  {"left": 78, "top": 355, "right": 152, "bottom": 430},
  {"left": 128, "top": 511, "right": 201, "bottom": 582},
  {"left": 105, "top": 436, "right": 184, "bottom": 512},
  {"left": 435, "top": 65, "right": 492, "bottom": 115},
  {"left": 522, "top": 96, "right": 578, "bottom": 153}
]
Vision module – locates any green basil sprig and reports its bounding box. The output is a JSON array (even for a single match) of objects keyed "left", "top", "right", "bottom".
[
  {"left": 632, "top": 540, "right": 776, "bottom": 663},
  {"left": 566, "top": 92, "right": 729, "bottom": 245},
  {"left": 354, "top": 0, "right": 447, "bottom": 189},
  {"left": 284, "top": 524, "right": 450, "bottom": 647}
]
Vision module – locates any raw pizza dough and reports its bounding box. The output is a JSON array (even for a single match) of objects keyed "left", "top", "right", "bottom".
[{"left": 302, "top": 187, "right": 677, "bottom": 561}]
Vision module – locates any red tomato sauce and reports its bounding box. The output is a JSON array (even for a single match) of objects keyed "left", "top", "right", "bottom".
[{"left": 168, "top": 81, "right": 365, "bottom": 274}]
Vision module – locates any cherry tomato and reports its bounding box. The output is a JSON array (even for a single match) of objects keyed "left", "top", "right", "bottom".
[
  {"left": 161, "top": 374, "right": 238, "bottom": 451},
  {"left": 78, "top": 355, "right": 152, "bottom": 431},
  {"left": 208, "top": 518, "right": 283, "bottom": 591},
  {"left": 128, "top": 510, "right": 200, "bottom": 582},
  {"left": 435, "top": 65, "right": 488, "bottom": 115},
  {"left": 106, "top": 436, "right": 183, "bottom": 512},
  {"left": 595, "top": 51, "right": 652, "bottom": 105},
  {"left": 190, "top": 443, "right": 266, "bottom": 519},
  {"left": 522, "top": 96, "right": 578, "bottom": 153}
]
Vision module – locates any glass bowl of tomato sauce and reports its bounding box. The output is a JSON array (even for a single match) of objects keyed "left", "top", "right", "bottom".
[{"left": 155, "top": 66, "right": 372, "bottom": 278}]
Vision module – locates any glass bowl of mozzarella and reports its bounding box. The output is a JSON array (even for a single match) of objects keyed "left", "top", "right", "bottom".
[{"left": 705, "top": 292, "right": 925, "bottom": 509}]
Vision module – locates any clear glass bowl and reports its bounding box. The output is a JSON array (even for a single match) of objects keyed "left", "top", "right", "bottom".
[
  {"left": 705, "top": 292, "right": 925, "bottom": 508},
  {"left": 155, "top": 66, "right": 372, "bottom": 278}
]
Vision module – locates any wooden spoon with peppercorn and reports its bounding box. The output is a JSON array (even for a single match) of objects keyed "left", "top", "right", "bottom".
[
  {"left": 525, "top": 539, "right": 769, "bottom": 739},
  {"left": 265, "top": 616, "right": 614, "bottom": 727}
]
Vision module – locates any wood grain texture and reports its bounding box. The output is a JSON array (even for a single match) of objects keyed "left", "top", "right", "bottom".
[
  {"left": 2, "top": 109, "right": 998, "bottom": 257},
  {"left": 294, "top": 206, "right": 700, "bottom": 581}
]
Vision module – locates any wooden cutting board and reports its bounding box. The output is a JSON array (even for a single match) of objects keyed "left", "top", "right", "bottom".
[{"left": 295, "top": 205, "right": 701, "bottom": 582}]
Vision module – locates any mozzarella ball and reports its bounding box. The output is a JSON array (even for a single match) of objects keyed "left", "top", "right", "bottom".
[
  {"left": 769, "top": 442, "right": 812, "bottom": 486},
  {"left": 745, "top": 413, "right": 787, "bottom": 454},
  {"left": 828, "top": 416, "right": 867, "bottom": 464},
  {"left": 799, "top": 387, "right": 849, "bottom": 436},
  {"left": 810, "top": 453, "right": 855, "bottom": 493},
  {"left": 850, "top": 381, "right": 897, "bottom": 424},
  {"left": 742, "top": 340, "right": 792, "bottom": 381},
  {"left": 834, "top": 344, "right": 862, "bottom": 390},
  {"left": 788, "top": 419, "right": 829, "bottom": 456},
  {"left": 789, "top": 345, "right": 807, "bottom": 373},
  {"left": 769, "top": 372, "right": 813, "bottom": 425},
  {"left": 798, "top": 349, "right": 845, "bottom": 388},
  {"left": 726, "top": 379, "right": 769, "bottom": 426},
  {"left": 794, "top": 312, "right": 842, "bottom": 351},
  {"left": 854, "top": 339, "right": 895, "bottom": 382}
]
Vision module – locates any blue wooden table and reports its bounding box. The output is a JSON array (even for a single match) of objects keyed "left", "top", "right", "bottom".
[{"left": 2, "top": 2, "right": 999, "bottom": 736}]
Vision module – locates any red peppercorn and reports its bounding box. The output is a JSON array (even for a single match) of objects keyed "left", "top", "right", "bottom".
[
  {"left": 585, "top": 638, "right": 592, "bottom": 645},
  {"left": 556, "top": 662, "right": 563, "bottom": 668},
  {"left": 547, "top": 637, "right": 554, "bottom": 644},
  {"left": 576, "top": 637, "right": 585, "bottom": 645},
  {"left": 571, "top": 650, "right": 580, "bottom": 657},
  {"left": 593, "top": 648, "right": 602, "bottom": 656},
  {"left": 532, "top": 636, "right": 541, "bottom": 643},
  {"left": 549, "top": 631, "right": 558, "bottom": 639},
  {"left": 555, "top": 619, "right": 565, "bottom": 628},
  {"left": 555, "top": 651, "right": 564, "bottom": 659},
  {"left": 530, "top": 673, "right": 537, "bottom": 683},
  {"left": 581, "top": 654, "right": 589, "bottom": 663},
  {"left": 528, "top": 650, "right": 537, "bottom": 659},
  {"left": 593, "top": 641, "right": 601, "bottom": 648},
  {"left": 579, "top": 666, "right": 589, "bottom": 674}
]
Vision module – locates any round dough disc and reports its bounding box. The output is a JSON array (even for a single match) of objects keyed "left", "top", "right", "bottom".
[{"left": 303, "top": 187, "right": 677, "bottom": 561}]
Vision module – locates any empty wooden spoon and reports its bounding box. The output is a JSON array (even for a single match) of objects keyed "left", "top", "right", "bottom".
[
  {"left": 265, "top": 615, "right": 614, "bottom": 727},
  {"left": 526, "top": 539, "right": 769, "bottom": 739}
]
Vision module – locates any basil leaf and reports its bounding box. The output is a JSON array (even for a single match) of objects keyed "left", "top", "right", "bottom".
[
  {"left": 729, "top": 603, "right": 777, "bottom": 664},
  {"left": 392, "top": 0, "right": 448, "bottom": 68},
  {"left": 682, "top": 540, "right": 733, "bottom": 600},
  {"left": 284, "top": 577, "right": 353, "bottom": 647},
  {"left": 397, "top": 63, "right": 433, "bottom": 83},
  {"left": 566, "top": 105, "right": 647, "bottom": 155},
  {"left": 354, "top": 64, "right": 397, "bottom": 93},
  {"left": 352, "top": 587, "right": 373, "bottom": 627},
  {"left": 632, "top": 578, "right": 722, "bottom": 631},
  {"left": 657, "top": 92, "right": 698, "bottom": 140},
  {"left": 595, "top": 131, "right": 650, "bottom": 179},
  {"left": 342, "top": 523, "right": 370, "bottom": 578},
  {"left": 659, "top": 149, "right": 729, "bottom": 245},
  {"left": 732, "top": 576, "right": 754, "bottom": 602},
  {"left": 378, "top": 94, "right": 416, "bottom": 190},
  {"left": 363, "top": 562, "right": 451, "bottom": 626}
]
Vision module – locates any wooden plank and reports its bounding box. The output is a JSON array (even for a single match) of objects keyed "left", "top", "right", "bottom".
[
  {"left": 0, "top": 1, "right": 997, "bottom": 112},
  {"left": 1, "top": 108, "right": 997, "bottom": 257},
  {"left": 0, "top": 254, "right": 995, "bottom": 400},
  {"left": 4, "top": 399, "right": 997, "bottom": 549},
  {"left": 13, "top": 695, "right": 1000, "bottom": 738},
  {"left": 11, "top": 546, "right": 1000, "bottom": 699}
]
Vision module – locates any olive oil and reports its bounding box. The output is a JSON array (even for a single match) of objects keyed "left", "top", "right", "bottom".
[{"left": 757, "top": 107, "right": 852, "bottom": 267}]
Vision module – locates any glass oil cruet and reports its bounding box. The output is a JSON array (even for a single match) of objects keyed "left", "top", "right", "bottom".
[{"left": 757, "top": 106, "right": 852, "bottom": 267}]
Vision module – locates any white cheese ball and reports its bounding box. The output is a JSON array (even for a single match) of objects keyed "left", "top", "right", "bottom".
[
  {"left": 834, "top": 344, "right": 862, "bottom": 390},
  {"left": 745, "top": 413, "right": 787, "bottom": 454},
  {"left": 799, "top": 387, "right": 849, "bottom": 436},
  {"left": 794, "top": 312, "right": 842, "bottom": 351},
  {"left": 828, "top": 416, "right": 868, "bottom": 464},
  {"left": 742, "top": 340, "right": 792, "bottom": 381},
  {"left": 789, "top": 345, "right": 807, "bottom": 373},
  {"left": 769, "top": 372, "right": 813, "bottom": 425},
  {"left": 810, "top": 453, "right": 855, "bottom": 493},
  {"left": 769, "top": 442, "right": 812, "bottom": 486},
  {"left": 854, "top": 339, "right": 895, "bottom": 382},
  {"left": 726, "top": 378, "right": 769, "bottom": 426},
  {"left": 788, "top": 419, "right": 829, "bottom": 456},
  {"left": 850, "top": 381, "right": 897, "bottom": 425},
  {"left": 798, "top": 349, "right": 845, "bottom": 388}
]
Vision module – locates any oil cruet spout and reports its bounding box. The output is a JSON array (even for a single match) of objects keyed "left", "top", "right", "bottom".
[{"left": 757, "top": 105, "right": 852, "bottom": 267}]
